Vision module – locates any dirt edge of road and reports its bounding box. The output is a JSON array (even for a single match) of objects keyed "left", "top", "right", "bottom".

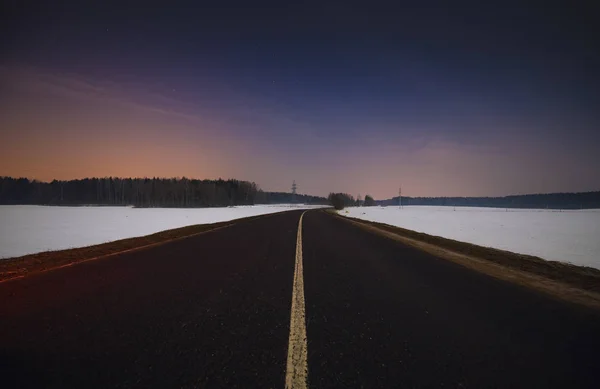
[
  {"left": 0, "top": 211, "right": 293, "bottom": 283},
  {"left": 331, "top": 211, "right": 600, "bottom": 310}
]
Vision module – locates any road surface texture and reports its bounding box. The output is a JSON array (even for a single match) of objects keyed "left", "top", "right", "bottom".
[{"left": 1, "top": 209, "right": 599, "bottom": 388}]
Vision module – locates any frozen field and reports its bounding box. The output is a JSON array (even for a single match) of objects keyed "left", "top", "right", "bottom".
[
  {"left": 340, "top": 206, "right": 600, "bottom": 269},
  {"left": 0, "top": 204, "right": 324, "bottom": 259}
]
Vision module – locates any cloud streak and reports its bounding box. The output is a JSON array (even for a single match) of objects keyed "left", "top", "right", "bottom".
[{"left": 1, "top": 65, "right": 598, "bottom": 198}]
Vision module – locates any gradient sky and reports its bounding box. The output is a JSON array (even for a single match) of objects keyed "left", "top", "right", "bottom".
[{"left": 1, "top": 0, "right": 599, "bottom": 198}]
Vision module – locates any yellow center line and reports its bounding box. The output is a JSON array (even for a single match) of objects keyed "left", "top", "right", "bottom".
[{"left": 285, "top": 211, "right": 308, "bottom": 389}]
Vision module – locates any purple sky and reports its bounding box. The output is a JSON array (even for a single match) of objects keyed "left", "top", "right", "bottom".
[{"left": 1, "top": 1, "right": 599, "bottom": 198}]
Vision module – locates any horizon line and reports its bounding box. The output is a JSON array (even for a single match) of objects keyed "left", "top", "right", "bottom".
[{"left": 1, "top": 175, "right": 598, "bottom": 200}]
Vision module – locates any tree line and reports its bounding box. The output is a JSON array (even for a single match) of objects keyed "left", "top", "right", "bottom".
[
  {"left": 327, "top": 193, "right": 376, "bottom": 210},
  {"left": 264, "top": 191, "right": 330, "bottom": 205},
  {"left": 0, "top": 177, "right": 328, "bottom": 207},
  {"left": 328, "top": 191, "right": 600, "bottom": 210},
  {"left": 377, "top": 192, "right": 600, "bottom": 210}
]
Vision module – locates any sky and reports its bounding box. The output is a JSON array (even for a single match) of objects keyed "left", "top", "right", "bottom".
[{"left": 1, "top": 0, "right": 599, "bottom": 198}]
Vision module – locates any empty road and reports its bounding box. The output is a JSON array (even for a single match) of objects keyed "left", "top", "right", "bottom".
[{"left": 1, "top": 210, "right": 599, "bottom": 388}]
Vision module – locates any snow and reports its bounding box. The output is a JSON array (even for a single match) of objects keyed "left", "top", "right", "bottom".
[
  {"left": 340, "top": 206, "right": 600, "bottom": 269},
  {"left": 0, "top": 204, "right": 325, "bottom": 259}
]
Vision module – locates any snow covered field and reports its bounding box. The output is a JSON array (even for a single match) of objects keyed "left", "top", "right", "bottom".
[
  {"left": 0, "top": 204, "right": 324, "bottom": 259},
  {"left": 340, "top": 206, "right": 600, "bottom": 269}
]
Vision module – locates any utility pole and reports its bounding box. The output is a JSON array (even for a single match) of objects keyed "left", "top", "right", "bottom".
[
  {"left": 291, "top": 180, "right": 297, "bottom": 203},
  {"left": 399, "top": 186, "right": 402, "bottom": 209}
]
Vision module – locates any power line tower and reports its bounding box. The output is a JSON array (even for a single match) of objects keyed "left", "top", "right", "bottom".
[{"left": 291, "top": 180, "right": 297, "bottom": 203}]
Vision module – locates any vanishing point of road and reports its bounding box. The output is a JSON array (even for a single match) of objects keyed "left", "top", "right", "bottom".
[{"left": 1, "top": 210, "right": 599, "bottom": 388}]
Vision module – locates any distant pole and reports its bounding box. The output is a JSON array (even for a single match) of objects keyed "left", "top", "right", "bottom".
[
  {"left": 291, "top": 180, "right": 297, "bottom": 203},
  {"left": 399, "top": 186, "right": 402, "bottom": 209}
]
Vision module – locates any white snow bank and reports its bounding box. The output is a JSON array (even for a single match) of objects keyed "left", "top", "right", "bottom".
[
  {"left": 340, "top": 206, "right": 600, "bottom": 269},
  {"left": 0, "top": 204, "right": 325, "bottom": 259}
]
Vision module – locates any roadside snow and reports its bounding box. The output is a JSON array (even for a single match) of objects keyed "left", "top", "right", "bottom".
[
  {"left": 340, "top": 206, "right": 600, "bottom": 269},
  {"left": 0, "top": 204, "right": 325, "bottom": 259}
]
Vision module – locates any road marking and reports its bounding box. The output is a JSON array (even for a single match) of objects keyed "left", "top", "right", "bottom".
[{"left": 285, "top": 211, "right": 308, "bottom": 389}]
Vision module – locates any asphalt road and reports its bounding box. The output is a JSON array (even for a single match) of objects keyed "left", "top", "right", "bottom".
[{"left": 1, "top": 209, "right": 599, "bottom": 388}]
